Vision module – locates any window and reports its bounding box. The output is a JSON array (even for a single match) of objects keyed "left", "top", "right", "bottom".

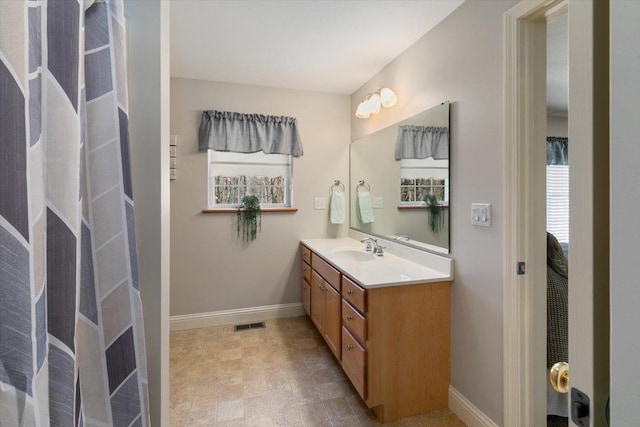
[
  {"left": 546, "top": 164, "right": 569, "bottom": 243},
  {"left": 208, "top": 150, "right": 292, "bottom": 208},
  {"left": 399, "top": 158, "right": 449, "bottom": 205}
]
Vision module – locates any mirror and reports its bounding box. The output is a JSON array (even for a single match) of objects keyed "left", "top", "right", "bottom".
[{"left": 350, "top": 102, "right": 450, "bottom": 253}]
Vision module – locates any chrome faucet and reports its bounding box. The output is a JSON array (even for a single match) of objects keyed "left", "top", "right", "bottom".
[
  {"left": 395, "top": 235, "right": 409, "bottom": 241},
  {"left": 361, "top": 237, "right": 386, "bottom": 256},
  {"left": 361, "top": 237, "right": 376, "bottom": 252}
]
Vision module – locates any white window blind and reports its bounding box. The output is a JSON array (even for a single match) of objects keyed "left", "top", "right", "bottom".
[
  {"left": 208, "top": 150, "right": 292, "bottom": 208},
  {"left": 546, "top": 165, "right": 569, "bottom": 243}
]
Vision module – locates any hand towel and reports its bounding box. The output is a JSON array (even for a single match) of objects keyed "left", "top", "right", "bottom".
[
  {"left": 329, "top": 192, "right": 345, "bottom": 224},
  {"left": 357, "top": 191, "right": 375, "bottom": 224}
]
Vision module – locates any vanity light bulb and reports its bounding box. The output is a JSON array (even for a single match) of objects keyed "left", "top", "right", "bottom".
[
  {"left": 380, "top": 87, "right": 397, "bottom": 108},
  {"left": 367, "top": 93, "right": 382, "bottom": 114},
  {"left": 355, "top": 101, "right": 371, "bottom": 119}
]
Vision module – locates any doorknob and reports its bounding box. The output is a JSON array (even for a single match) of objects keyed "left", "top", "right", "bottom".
[{"left": 549, "top": 361, "right": 569, "bottom": 394}]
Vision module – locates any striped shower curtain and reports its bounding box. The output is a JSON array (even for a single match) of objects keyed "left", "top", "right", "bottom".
[{"left": 0, "top": 0, "right": 149, "bottom": 425}]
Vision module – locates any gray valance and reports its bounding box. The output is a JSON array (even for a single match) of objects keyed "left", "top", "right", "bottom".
[
  {"left": 199, "top": 110, "right": 304, "bottom": 157},
  {"left": 395, "top": 125, "right": 449, "bottom": 160},
  {"left": 547, "top": 137, "right": 568, "bottom": 165}
]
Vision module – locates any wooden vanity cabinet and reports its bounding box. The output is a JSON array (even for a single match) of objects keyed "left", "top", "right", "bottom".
[
  {"left": 301, "top": 247, "right": 312, "bottom": 316},
  {"left": 309, "top": 257, "right": 342, "bottom": 360},
  {"left": 300, "top": 243, "right": 451, "bottom": 423}
]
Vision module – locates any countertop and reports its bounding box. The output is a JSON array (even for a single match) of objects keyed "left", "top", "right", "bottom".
[{"left": 301, "top": 237, "right": 453, "bottom": 289}]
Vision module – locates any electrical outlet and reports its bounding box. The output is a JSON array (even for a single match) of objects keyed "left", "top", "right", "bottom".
[
  {"left": 373, "top": 197, "right": 384, "bottom": 209},
  {"left": 471, "top": 203, "right": 491, "bottom": 227},
  {"left": 314, "top": 197, "right": 326, "bottom": 210}
]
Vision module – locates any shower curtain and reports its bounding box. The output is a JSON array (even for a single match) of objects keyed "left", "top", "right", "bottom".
[{"left": 0, "top": 0, "right": 149, "bottom": 425}]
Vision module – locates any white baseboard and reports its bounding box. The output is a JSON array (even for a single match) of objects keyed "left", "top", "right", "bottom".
[
  {"left": 449, "top": 386, "right": 499, "bottom": 427},
  {"left": 170, "top": 302, "right": 305, "bottom": 331}
]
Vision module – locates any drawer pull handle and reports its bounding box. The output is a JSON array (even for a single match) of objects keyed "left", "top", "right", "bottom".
[
  {"left": 346, "top": 315, "right": 353, "bottom": 321},
  {"left": 347, "top": 344, "right": 353, "bottom": 351},
  {"left": 347, "top": 289, "right": 353, "bottom": 295}
]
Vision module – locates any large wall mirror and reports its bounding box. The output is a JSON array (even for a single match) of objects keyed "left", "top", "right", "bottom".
[{"left": 350, "top": 102, "right": 450, "bottom": 253}]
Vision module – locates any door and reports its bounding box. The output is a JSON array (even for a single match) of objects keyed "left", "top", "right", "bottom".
[
  {"left": 310, "top": 271, "right": 324, "bottom": 331},
  {"left": 323, "top": 282, "right": 342, "bottom": 360},
  {"left": 564, "top": 2, "right": 610, "bottom": 425},
  {"left": 503, "top": 1, "right": 610, "bottom": 426}
]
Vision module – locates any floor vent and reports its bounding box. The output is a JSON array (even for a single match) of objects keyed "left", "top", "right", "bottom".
[{"left": 234, "top": 321, "right": 266, "bottom": 332}]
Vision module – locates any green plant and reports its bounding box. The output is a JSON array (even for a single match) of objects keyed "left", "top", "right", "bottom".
[
  {"left": 423, "top": 194, "right": 444, "bottom": 234},
  {"left": 237, "top": 195, "right": 262, "bottom": 242}
]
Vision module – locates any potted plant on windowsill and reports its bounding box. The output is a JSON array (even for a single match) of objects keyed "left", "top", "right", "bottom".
[
  {"left": 423, "top": 194, "right": 444, "bottom": 234},
  {"left": 237, "top": 195, "right": 261, "bottom": 241}
]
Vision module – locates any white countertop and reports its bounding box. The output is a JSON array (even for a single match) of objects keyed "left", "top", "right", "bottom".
[{"left": 301, "top": 237, "right": 453, "bottom": 289}]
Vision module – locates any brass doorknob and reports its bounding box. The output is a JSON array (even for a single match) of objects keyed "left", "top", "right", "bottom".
[{"left": 549, "top": 362, "right": 569, "bottom": 394}]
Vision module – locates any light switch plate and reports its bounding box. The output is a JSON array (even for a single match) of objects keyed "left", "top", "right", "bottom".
[
  {"left": 314, "top": 197, "right": 326, "bottom": 210},
  {"left": 471, "top": 203, "right": 491, "bottom": 227},
  {"left": 373, "top": 197, "right": 383, "bottom": 209}
]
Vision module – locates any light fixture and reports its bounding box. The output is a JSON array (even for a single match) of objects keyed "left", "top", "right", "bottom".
[
  {"left": 355, "top": 87, "right": 397, "bottom": 119},
  {"left": 380, "top": 87, "right": 397, "bottom": 108}
]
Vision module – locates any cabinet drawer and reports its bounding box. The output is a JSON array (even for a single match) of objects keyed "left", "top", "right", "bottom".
[
  {"left": 342, "top": 276, "right": 366, "bottom": 314},
  {"left": 342, "top": 300, "right": 367, "bottom": 343},
  {"left": 301, "top": 245, "right": 311, "bottom": 265},
  {"left": 311, "top": 253, "right": 341, "bottom": 291},
  {"left": 341, "top": 326, "right": 367, "bottom": 400},
  {"left": 302, "top": 279, "right": 311, "bottom": 316},
  {"left": 302, "top": 261, "right": 311, "bottom": 284}
]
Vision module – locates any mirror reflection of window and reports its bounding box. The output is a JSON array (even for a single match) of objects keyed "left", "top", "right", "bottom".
[{"left": 399, "top": 158, "right": 449, "bottom": 205}]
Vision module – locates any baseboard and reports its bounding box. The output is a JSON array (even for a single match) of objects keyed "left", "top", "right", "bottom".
[
  {"left": 449, "top": 386, "right": 499, "bottom": 427},
  {"left": 170, "top": 302, "right": 305, "bottom": 331}
]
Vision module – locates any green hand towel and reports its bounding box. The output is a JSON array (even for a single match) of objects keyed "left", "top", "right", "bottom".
[
  {"left": 357, "top": 191, "right": 375, "bottom": 224},
  {"left": 330, "top": 192, "right": 345, "bottom": 224}
]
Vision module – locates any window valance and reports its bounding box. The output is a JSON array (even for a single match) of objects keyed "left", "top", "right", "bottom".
[
  {"left": 198, "top": 110, "right": 304, "bottom": 157},
  {"left": 547, "top": 137, "right": 568, "bottom": 165},
  {"left": 395, "top": 125, "right": 449, "bottom": 160}
]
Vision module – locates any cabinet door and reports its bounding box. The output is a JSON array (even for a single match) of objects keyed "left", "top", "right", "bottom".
[
  {"left": 310, "top": 272, "right": 324, "bottom": 331},
  {"left": 323, "top": 282, "right": 342, "bottom": 361},
  {"left": 302, "top": 279, "right": 311, "bottom": 316}
]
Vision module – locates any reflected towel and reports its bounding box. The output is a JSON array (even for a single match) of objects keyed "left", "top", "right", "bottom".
[
  {"left": 330, "top": 192, "right": 345, "bottom": 224},
  {"left": 357, "top": 191, "right": 375, "bottom": 224}
]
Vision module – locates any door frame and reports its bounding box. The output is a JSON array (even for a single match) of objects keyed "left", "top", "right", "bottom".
[{"left": 503, "top": 0, "right": 609, "bottom": 426}]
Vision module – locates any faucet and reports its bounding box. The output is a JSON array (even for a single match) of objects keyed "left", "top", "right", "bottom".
[
  {"left": 395, "top": 235, "right": 409, "bottom": 241},
  {"left": 361, "top": 237, "right": 376, "bottom": 252},
  {"left": 361, "top": 237, "right": 386, "bottom": 256}
]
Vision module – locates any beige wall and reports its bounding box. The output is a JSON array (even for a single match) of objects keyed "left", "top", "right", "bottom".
[
  {"left": 125, "top": 0, "right": 170, "bottom": 424},
  {"left": 350, "top": 1, "right": 518, "bottom": 424},
  {"left": 170, "top": 78, "right": 350, "bottom": 316}
]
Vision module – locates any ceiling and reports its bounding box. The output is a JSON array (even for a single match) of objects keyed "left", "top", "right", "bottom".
[
  {"left": 170, "top": 0, "right": 465, "bottom": 94},
  {"left": 547, "top": 14, "right": 568, "bottom": 117}
]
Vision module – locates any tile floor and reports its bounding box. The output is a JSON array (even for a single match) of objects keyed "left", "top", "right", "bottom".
[{"left": 170, "top": 316, "right": 466, "bottom": 427}]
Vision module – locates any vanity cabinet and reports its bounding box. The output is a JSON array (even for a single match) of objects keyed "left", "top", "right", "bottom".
[
  {"left": 309, "top": 255, "right": 342, "bottom": 360},
  {"left": 300, "top": 243, "right": 451, "bottom": 423},
  {"left": 301, "top": 247, "right": 312, "bottom": 316}
]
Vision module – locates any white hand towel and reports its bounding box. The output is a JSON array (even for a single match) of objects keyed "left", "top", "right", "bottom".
[
  {"left": 357, "top": 191, "right": 375, "bottom": 224},
  {"left": 330, "top": 192, "right": 345, "bottom": 224}
]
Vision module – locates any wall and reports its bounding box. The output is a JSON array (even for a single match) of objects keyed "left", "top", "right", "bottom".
[
  {"left": 124, "top": 0, "right": 170, "bottom": 425},
  {"left": 610, "top": 1, "right": 640, "bottom": 424},
  {"left": 350, "top": 1, "right": 518, "bottom": 424},
  {"left": 170, "top": 78, "right": 350, "bottom": 316}
]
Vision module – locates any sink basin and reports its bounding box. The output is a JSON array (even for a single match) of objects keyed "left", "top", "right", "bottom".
[{"left": 332, "top": 249, "right": 376, "bottom": 262}]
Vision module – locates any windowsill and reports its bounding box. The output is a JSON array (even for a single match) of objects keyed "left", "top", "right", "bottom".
[
  {"left": 397, "top": 204, "right": 449, "bottom": 210},
  {"left": 202, "top": 207, "right": 298, "bottom": 214}
]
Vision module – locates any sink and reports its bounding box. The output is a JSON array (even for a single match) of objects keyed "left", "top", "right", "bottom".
[{"left": 332, "top": 249, "right": 376, "bottom": 262}]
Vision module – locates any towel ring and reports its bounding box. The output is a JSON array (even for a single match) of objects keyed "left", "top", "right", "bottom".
[
  {"left": 331, "top": 180, "right": 345, "bottom": 193},
  {"left": 357, "top": 180, "right": 371, "bottom": 192}
]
